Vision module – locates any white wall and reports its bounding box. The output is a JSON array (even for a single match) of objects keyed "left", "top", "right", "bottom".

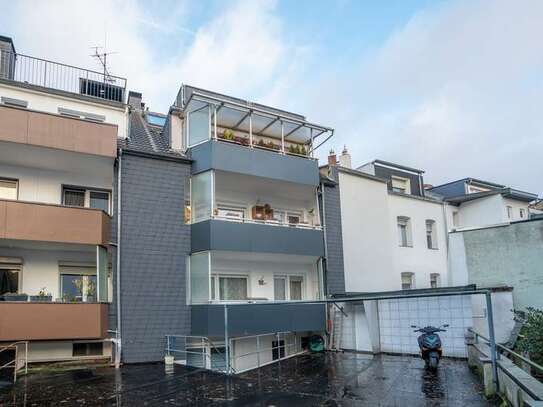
[
  {"left": 388, "top": 194, "right": 449, "bottom": 290},
  {"left": 503, "top": 198, "right": 530, "bottom": 222},
  {"left": 0, "top": 245, "right": 96, "bottom": 298},
  {"left": 0, "top": 83, "right": 128, "bottom": 138},
  {"left": 0, "top": 162, "right": 113, "bottom": 205},
  {"left": 211, "top": 252, "right": 321, "bottom": 301},
  {"left": 28, "top": 340, "right": 111, "bottom": 363},
  {"left": 338, "top": 171, "right": 396, "bottom": 292}
]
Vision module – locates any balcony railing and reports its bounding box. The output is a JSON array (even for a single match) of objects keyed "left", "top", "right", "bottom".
[
  {"left": 211, "top": 215, "right": 322, "bottom": 230},
  {"left": 0, "top": 50, "right": 126, "bottom": 103}
]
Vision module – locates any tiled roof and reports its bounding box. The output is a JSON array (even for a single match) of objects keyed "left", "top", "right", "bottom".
[{"left": 118, "top": 110, "right": 188, "bottom": 161}]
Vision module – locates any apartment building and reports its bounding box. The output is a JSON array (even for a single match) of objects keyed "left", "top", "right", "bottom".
[
  {"left": 0, "top": 36, "right": 127, "bottom": 363},
  {"left": 429, "top": 178, "right": 538, "bottom": 229},
  {"left": 113, "top": 86, "right": 335, "bottom": 372},
  {"left": 321, "top": 152, "right": 449, "bottom": 293}
]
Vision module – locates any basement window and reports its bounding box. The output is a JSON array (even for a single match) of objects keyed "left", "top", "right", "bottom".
[{"left": 73, "top": 342, "right": 103, "bottom": 357}]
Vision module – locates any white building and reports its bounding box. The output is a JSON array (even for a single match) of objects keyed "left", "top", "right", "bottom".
[
  {"left": 322, "top": 153, "right": 449, "bottom": 293},
  {"left": 429, "top": 178, "right": 538, "bottom": 230}
]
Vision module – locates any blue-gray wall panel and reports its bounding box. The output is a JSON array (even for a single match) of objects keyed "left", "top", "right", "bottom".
[
  {"left": 430, "top": 181, "right": 467, "bottom": 198},
  {"left": 373, "top": 165, "right": 424, "bottom": 197},
  {"left": 191, "top": 303, "right": 326, "bottom": 337},
  {"left": 190, "top": 140, "right": 319, "bottom": 186},
  {"left": 191, "top": 220, "right": 324, "bottom": 256},
  {"left": 119, "top": 154, "right": 191, "bottom": 363}
]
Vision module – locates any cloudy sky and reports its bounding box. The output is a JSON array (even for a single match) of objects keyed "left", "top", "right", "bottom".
[{"left": 1, "top": 0, "right": 541, "bottom": 194}]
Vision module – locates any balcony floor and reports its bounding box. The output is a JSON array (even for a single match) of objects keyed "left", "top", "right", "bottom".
[{"left": 0, "top": 353, "right": 493, "bottom": 405}]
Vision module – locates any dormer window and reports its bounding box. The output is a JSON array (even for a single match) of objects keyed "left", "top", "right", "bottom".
[{"left": 391, "top": 176, "right": 411, "bottom": 194}]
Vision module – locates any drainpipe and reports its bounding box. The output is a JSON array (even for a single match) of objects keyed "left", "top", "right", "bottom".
[
  {"left": 319, "top": 182, "right": 329, "bottom": 297},
  {"left": 115, "top": 148, "right": 123, "bottom": 368}
]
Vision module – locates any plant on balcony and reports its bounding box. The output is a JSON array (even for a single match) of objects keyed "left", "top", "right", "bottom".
[
  {"left": 86, "top": 280, "right": 97, "bottom": 303},
  {"left": 257, "top": 139, "right": 266, "bottom": 148},
  {"left": 30, "top": 287, "right": 52, "bottom": 302},
  {"left": 222, "top": 129, "right": 235, "bottom": 141},
  {"left": 234, "top": 135, "right": 249, "bottom": 146},
  {"left": 1, "top": 292, "right": 28, "bottom": 302}
]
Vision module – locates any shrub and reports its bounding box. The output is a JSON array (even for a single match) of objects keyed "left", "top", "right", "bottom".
[{"left": 515, "top": 307, "right": 543, "bottom": 367}]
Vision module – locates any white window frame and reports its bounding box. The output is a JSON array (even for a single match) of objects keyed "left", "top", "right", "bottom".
[
  {"left": 507, "top": 205, "right": 513, "bottom": 219},
  {"left": 210, "top": 273, "right": 250, "bottom": 302},
  {"left": 62, "top": 186, "right": 112, "bottom": 214},
  {"left": 59, "top": 265, "right": 97, "bottom": 303},
  {"left": 397, "top": 216, "right": 412, "bottom": 247},
  {"left": 391, "top": 176, "right": 411, "bottom": 194},
  {"left": 425, "top": 219, "right": 438, "bottom": 249},
  {"left": 430, "top": 273, "right": 441, "bottom": 289},
  {"left": 452, "top": 211, "right": 459, "bottom": 227},
  {"left": 401, "top": 272, "right": 415, "bottom": 290},
  {"left": 519, "top": 208, "right": 525, "bottom": 219},
  {"left": 186, "top": 104, "right": 212, "bottom": 148},
  {"left": 273, "top": 274, "right": 305, "bottom": 301},
  {"left": 215, "top": 203, "right": 246, "bottom": 220},
  {"left": 0, "top": 178, "right": 18, "bottom": 200}
]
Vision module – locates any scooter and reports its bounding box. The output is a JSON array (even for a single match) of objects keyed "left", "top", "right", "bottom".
[{"left": 411, "top": 324, "right": 449, "bottom": 371}]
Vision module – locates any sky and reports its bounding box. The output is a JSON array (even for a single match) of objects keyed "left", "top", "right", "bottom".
[{"left": 1, "top": 0, "right": 541, "bottom": 195}]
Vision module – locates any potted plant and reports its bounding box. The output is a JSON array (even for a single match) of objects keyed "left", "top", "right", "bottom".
[
  {"left": 30, "top": 287, "right": 52, "bottom": 302},
  {"left": 222, "top": 129, "right": 234, "bottom": 141},
  {"left": 86, "top": 280, "right": 97, "bottom": 303},
  {"left": 1, "top": 292, "right": 28, "bottom": 302}
]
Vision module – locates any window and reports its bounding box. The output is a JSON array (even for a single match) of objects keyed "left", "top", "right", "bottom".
[
  {"left": 520, "top": 208, "right": 525, "bottom": 219},
  {"left": 391, "top": 176, "right": 411, "bottom": 194},
  {"left": 191, "top": 172, "right": 213, "bottom": 223},
  {"left": 289, "top": 277, "right": 303, "bottom": 300},
  {"left": 0, "top": 178, "right": 18, "bottom": 200},
  {"left": 468, "top": 185, "right": 490, "bottom": 194},
  {"left": 397, "top": 216, "right": 412, "bottom": 247},
  {"left": 430, "top": 273, "right": 441, "bottom": 289},
  {"left": 63, "top": 187, "right": 111, "bottom": 214},
  {"left": 507, "top": 206, "right": 513, "bottom": 219},
  {"left": 189, "top": 252, "right": 210, "bottom": 304},
  {"left": 60, "top": 271, "right": 97, "bottom": 302},
  {"left": 426, "top": 220, "right": 438, "bottom": 249},
  {"left": 287, "top": 212, "right": 301, "bottom": 225},
  {"left": 73, "top": 342, "right": 103, "bottom": 357},
  {"left": 187, "top": 105, "right": 210, "bottom": 147},
  {"left": 274, "top": 276, "right": 304, "bottom": 301},
  {"left": 0, "top": 268, "right": 20, "bottom": 295},
  {"left": 218, "top": 276, "right": 248, "bottom": 301},
  {"left": 146, "top": 113, "right": 166, "bottom": 127},
  {"left": 401, "top": 272, "right": 415, "bottom": 290}
]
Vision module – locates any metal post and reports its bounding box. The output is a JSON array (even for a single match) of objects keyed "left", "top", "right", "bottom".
[
  {"left": 167, "top": 336, "right": 170, "bottom": 356},
  {"left": 256, "top": 335, "right": 261, "bottom": 368},
  {"left": 224, "top": 304, "right": 230, "bottom": 374},
  {"left": 201, "top": 337, "right": 205, "bottom": 369},
  {"left": 310, "top": 128, "right": 314, "bottom": 158},
  {"left": 213, "top": 105, "right": 218, "bottom": 140},
  {"left": 276, "top": 332, "right": 281, "bottom": 360},
  {"left": 25, "top": 342, "right": 28, "bottom": 375},
  {"left": 280, "top": 121, "right": 285, "bottom": 154},
  {"left": 249, "top": 111, "right": 253, "bottom": 147},
  {"left": 485, "top": 292, "right": 499, "bottom": 392}
]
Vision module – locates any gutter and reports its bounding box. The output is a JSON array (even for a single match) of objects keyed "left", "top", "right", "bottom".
[{"left": 115, "top": 148, "right": 123, "bottom": 368}]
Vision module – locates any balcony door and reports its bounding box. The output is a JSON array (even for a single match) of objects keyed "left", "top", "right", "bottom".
[{"left": 274, "top": 276, "right": 304, "bottom": 301}]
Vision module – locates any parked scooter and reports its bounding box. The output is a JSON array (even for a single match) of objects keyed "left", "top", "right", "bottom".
[{"left": 411, "top": 324, "right": 449, "bottom": 371}]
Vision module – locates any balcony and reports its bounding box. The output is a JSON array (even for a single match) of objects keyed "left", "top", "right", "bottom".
[
  {"left": 191, "top": 302, "right": 326, "bottom": 337},
  {"left": 0, "top": 50, "right": 126, "bottom": 103},
  {"left": 0, "top": 303, "right": 108, "bottom": 341},
  {"left": 0, "top": 104, "right": 117, "bottom": 158},
  {"left": 179, "top": 85, "right": 333, "bottom": 175},
  {"left": 0, "top": 199, "right": 110, "bottom": 245}
]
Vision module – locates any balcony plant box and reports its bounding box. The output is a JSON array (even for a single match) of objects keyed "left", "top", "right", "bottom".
[
  {"left": 1, "top": 293, "right": 28, "bottom": 302},
  {"left": 30, "top": 295, "right": 53, "bottom": 302}
]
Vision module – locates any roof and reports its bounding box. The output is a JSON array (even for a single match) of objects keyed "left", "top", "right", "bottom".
[
  {"left": 429, "top": 177, "right": 505, "bottom": 192},
  {"left": 445, "top": 188, "right": 538, "bottom": 204},
  {"left": 366, "top": 159, "right": 425, "bottom": 174},
  {"left": 119, "top": 109, "right": 189, "bottom": 162}
]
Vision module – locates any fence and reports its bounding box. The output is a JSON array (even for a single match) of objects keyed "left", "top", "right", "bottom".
[{"left": 0, "top": 50, "right": 126, "bottom": 103}]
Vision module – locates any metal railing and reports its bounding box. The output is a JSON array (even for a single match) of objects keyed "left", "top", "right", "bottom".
[
  {"left": 165, "top": 335, "right": 232, "bottom": 373},
  {"left": 0, "top": 341, "right": 28, "bottom": 383},
  {"left": 210, "top": 214, "right": 322, "bottom": 230},
  {"left": 469, "top": 328, "right": 543, "bottom": 375},
  {"left": 0, "top": 50, "right": 126, "bottom": 103}
]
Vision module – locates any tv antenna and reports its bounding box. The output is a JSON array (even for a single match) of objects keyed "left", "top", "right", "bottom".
[{"left": 90, "top": 46, "right": 118, "bottom": 83}]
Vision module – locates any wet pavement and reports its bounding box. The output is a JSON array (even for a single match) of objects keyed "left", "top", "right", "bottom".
[{"left": 0, "top": 352, "right": 496, "bottom": 406}]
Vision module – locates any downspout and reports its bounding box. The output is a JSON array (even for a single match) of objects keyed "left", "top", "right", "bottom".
[
  {"left": 441, "top": 201, "right": 451, "bottom": 286},
  {"left": 319, "top": 182, "right": 329, "bottom": 297},
  {"left": 115, "top": 148, "right": 123, "bottom": 368}
]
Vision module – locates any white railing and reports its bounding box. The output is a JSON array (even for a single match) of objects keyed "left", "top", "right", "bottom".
[{"left": 210, "top": 214, "right": 322, "bottom": 231}]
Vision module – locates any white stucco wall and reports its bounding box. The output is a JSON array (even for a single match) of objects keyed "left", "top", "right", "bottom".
[
  {"left": 338, "top": 171, "right": 395, "bottom": 292},
  {"left": 388, "top": 194, "right": 449, "bottom": 290},
  {"left": 0, "top": 162, "right": 113, "bottom": 206},
  {"left": 456, "top": 194, "right": 506, "bottom": 228},
  {"left": 502, "top": 198, "right": 530, "bottom": 222},
  {"left": 0, "top": 83, "right": 128, "bottom": 138}
]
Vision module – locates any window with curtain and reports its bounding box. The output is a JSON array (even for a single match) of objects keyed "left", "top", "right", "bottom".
[
  {"left": 401, "top": 272, "right": 414, "bottom": 290},
  {"left": 391, "top": 176, "right": 410, "bottom": 194},
  {"left": 289, "top": 277, "right": 303, "bottom": 300},
  {"left": 274, "top": 277, "right": 286, "bottom": 300},
  {"left": 219, "top": 276, "right": 248, "bottom": 301},
  {"left": 0, "top": 179, "right": 18, "bottom": 200},
  {"left": 63, "top": 189, "right": 85, "bottom": 207},
  {"left": 90, "top": 191, "right": 109, "bottom": 212},
  {"left": 0, "top": 269, "right": 19, "bottom": 295}
]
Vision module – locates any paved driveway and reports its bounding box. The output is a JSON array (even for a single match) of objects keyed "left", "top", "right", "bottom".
[{"left": 1, "top": 352, "right": 495, "bottom": 406}]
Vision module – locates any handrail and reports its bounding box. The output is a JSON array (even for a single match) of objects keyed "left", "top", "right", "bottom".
[
  {"left": 468, "top": 328, "right": 543, "bottom": 373},
  {"left": 332, "top": 302, "right": 348, "bottom": 317},
  {"left": 0, "top": 340, "right": 29, "bottom": 382},
  {"left": 165, "top": 335, "right": 235, "bottom": 373}
]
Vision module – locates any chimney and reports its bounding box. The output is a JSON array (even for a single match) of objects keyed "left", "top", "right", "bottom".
[
  {"left": 328, "top": 149, "right": 337, "bottom": 166},
  {"left": 128, "top": 91, "right": 143, "bottom": 110},
  {"left": 169, "top": 108, "right": 184, "bottom": 151},
  {"left": 339, "top": 145, "right": 352, "bottom": 169}
]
